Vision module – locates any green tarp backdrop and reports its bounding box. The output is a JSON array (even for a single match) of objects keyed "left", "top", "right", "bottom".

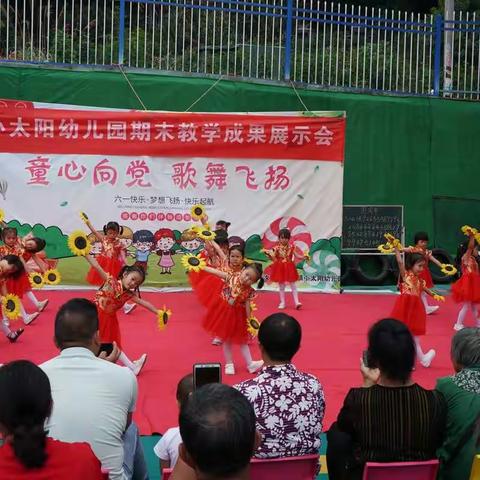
[{"left": 1, "top": 64, "right": 479, "bottom": 252}]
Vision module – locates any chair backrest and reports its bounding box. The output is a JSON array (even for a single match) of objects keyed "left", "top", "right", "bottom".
[
  {"left": 162, "top": 467, "right": 173, "bottom": 480},
  {"left": 250, "top": 454, "right": 319, "bottom": 480},
  {"left": 362, "top": 460, "right": 439, "bottom": 480},
  {"left": 470, "top": 454, "right": 480, "bottom": 480}
]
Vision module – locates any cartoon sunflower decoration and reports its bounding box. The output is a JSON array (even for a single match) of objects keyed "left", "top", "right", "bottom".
[
  {"left": 181, "top": 253, "right": 206, "bottom": 273},
  {"left": 247, "top": 317, "right": 261, "bottom": 336},
  {"left": 377, "top": 243, "right": 394, "bottom": 254},
  {"left": 44, "top": 268, "right": 62, "bottom": 285},
  {"left": 79, "top": 211, "right": 89, "bottom": 224},
  {"left": 68, "top": 231, "right": 91, "bottom": 256},
  {"left": 440, "top": 264, "right": 457, "bottom": 276},
  {"left": 197, "top": 229, "right": 216, "bottom": 241},
  {"left": 29, "top": 272, "right": 45, "bottom": 289},
  {"left": 0, "top": 208, "right": 4, "bottom": 223},
  {"left": 190, "top": 204, "right": 206, "bottom": 221},
  {"left": 2, "top": 294, "right": 21, "bottom": 320},
  {"left": 157, "top": 306, "right": 172, "bottom": 331}
]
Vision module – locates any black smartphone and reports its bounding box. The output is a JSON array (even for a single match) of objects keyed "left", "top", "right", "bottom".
[
  {"left": 362, "top": 350, "right": 371, "bottom": 368},
  {"left": 99, "top": 343, "right": 114, "bottom": 356},
  {"left": 193, "top": 363, "right": 221, "bottom": 390}
]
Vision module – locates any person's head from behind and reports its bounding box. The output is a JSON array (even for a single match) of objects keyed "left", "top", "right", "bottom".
[
  {"left": 176, "top": 373, "right": 194, "bottom": 409},
  {"left": 258, "top": 313, "right": 301, "bottom": 364},
  {"left": 451, "top": 327, "right": 480, "bottom": 373},
  {"left": 179, "top": 383, "right": 258, "bottom": 479},
  {"left": 24, "top": 237, "right": 46, "bottom": 253},
  {"left": 229, "top": 246, "right": 245, "bottom": 269},
  {"left": 0, "top": 360, "right": 51, "bottom": 469},
  {"left": 405, "top": 252, "right": 425, "bottom": 276},
  {"left": 278, "top": 228, "right": 291, "bottom": 245},
  {"left": 1, "top": 227, "right": 18, "bottom": 247},
  {"left": 215, "top": 220, "right": 231, "bottom": 232},
  {"left": 367, "top": 318, "right": 415, "bottom": 384},
  {"left": 118, "top": 264, "right": 146, "bottom": 291},
  {"left": 413, "top": 231, "right": 429, "bottom": 249},
  {"left": 54, "top": 298, "right": 100, "bottom": 353},
  {"left": 0, "top": 254, "right": 25, "bottom": 279}
]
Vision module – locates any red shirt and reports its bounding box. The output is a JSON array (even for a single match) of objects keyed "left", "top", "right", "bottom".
[{"left": 0, "top": 437, "right": 106, "bottom": 479}]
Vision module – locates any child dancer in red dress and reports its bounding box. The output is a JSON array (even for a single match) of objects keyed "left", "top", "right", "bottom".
[
  {"left": 85, "top": 254, "right": 160, "bottom": 375},
  {"left": 200, "top": 262, "right": 264, "bottom": 375},
  {"left": 0, "top": 228, "right": 49, "bottom": 325},
  {"left": 451, "top": 232, "right": 480, "bottom": 330},
  {"left": 0, "top": 255, "right": 26, "bottom": 343},
  {"left": 391, "top": 246, "right": 443, "bottom": 367},
  {"left": 264, "top": 228, "right": 302, "bottom": 310},
  {"left": 83, "top": 217, "right": 126, "bottom": 286}
]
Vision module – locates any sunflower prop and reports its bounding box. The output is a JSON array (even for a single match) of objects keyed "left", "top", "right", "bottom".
[
  {"left": 197, "top": 229, "right": 216, "bottom": 241},
  {"left": 250, "top": 301, "right": 258, "bottom": 312},
  {"left": 79, "top": 211, "right": 89, "bottom": 224},
  {"left": 440, "top": 264, "right": 457, "bottom": 276},
  {"left": 157, "top": 306, "right": 172, "bottom": 331},
  {"left": 461, "top": 225, "right": 478, "bottom": 236},
  {"left": 181, "top": 253, "right": 206, "bottom": 273},
  {"left": 68, "top": 231, "right": 91, "bottom": 256},
  {"left": 377, "top": 243, "right": 394, "bottom": 254},
  {"left": 190, "top": 204, "right": 206, "bottom": 221},
  {"left": 2, "top": 294, "right": 21, "bottom": 320},
  {"left": 247, "top": 317, "right": 261, "bottom": 336},
  {"left": 0, "top": 208, "right": 4, "bottom": 223},
  {"left": 433, "top": 294, "right": 445, "bottom": 302},
  {"left": 29, "top": 272, "right": 45, "bottom": 289},
  {"left": 189, "top": 225, "right": 202, "bottom": 234},
  {"left": 44, "top": 268, "right": 61, "bottom": 285}
]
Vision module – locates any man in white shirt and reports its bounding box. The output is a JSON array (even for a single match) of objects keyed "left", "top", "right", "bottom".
[{"left": 41, "top": 298, "right": 148, "bottom": 480}]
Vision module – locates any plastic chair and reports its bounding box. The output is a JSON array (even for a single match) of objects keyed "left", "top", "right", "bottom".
[
  {"left": 362, "top": 459, "right": 439, "bottom": 480},
  {"left": 250, "top": 454, "right": 319, "bottom": 480},
  {"left": 470, "top": 454, "right": 480, "bottom": 480},
  {"left": 162, "top": 468, "right": 173, "bottom": 480}
]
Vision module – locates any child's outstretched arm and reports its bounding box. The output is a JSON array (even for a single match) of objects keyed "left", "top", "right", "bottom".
[
  {"left": 82, "top": 214, "right": 104, "bottom": 244},
  {"left": 209, "top": 240, "right": 227, "bottom": 262},
  {"left": 424, "top": 287, "right": 444, "bottom": 302},
  {"left": 130, "top": 296, "right": 158, "bottom": 314},
  {"left": 245, "top": 301, "right": 252, "bottom": 319},
  {"left": 204, "top": 266, "right": 228, "bottom": 280},
  {"left": 85, "top": 254, "right": 109, "bottom": 281},
  {"left": 395, "top": 246, "right": 406, "bottom": 280},
  {"left": 30, "top": 254, "right": 47, "bottom": 273},
  {"left": 465, "top": 233, "right": 476, "bottom": 259}
]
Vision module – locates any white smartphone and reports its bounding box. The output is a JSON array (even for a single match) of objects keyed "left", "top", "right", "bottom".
[{"left": 193, "top": 363, "right": 222, "bottom": 390}]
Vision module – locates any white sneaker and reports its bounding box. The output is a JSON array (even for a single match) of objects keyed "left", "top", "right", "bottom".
[
  {"left": 426, "top": 305, "right": 439, "bottom": 315},
  {"left": 420, "top": 349, "right": 436, "bottom": 368},
  {"left": 211, "top": 337, "right": 223, "bottom": 346},
  {"left": 295, "top": 302, "right": 302, "bottom": 310},
  {"left": 124, "top": 303, "right": 136, "bottom": 315},
  {"left": 224, "top": 363, "right": 235, "bottom": 375},
  {"left": 278, "top": 302, "right": 285, "bottom": 310},
  {"left": 24, "top": 312, "right": 40, "bottom": 326},
  {"left": 453, "top": 323, "right": 464, "bottom": 331},
  {"left": 38, "top": 299, "right": 49, "bottom": 312},
  {"left": 132, "top": 354, "right": 147, "bottom": 376},
  {"left": 247, "top": 360, "right": 264, "bottom": 374}
]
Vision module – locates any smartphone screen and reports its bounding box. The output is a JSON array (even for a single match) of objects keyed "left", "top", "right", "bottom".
[
  {"left": 193, "top": 363, "right": 221, "bottom": 390},
  {"left": 362, "top": 350, "right": 370, "bottom": 368},
  {"left": 99, "top": 343, "right": 114, "bottom": 356}
]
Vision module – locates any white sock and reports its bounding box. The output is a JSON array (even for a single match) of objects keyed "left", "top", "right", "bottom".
[
  {"left": 118, "top": 351, "right": 135, "bottom": 371},
  {"left": 239, "top": 344, "right": 253, "bottom": 366},
  {"left": 421, "top": 291, "right": 430, "bottom": 309},
  {"left": 222, "top": 342, "right": 233, "bottom": 364},
  {"left": 290, "top": 282, "right": 299, "bottom": 304},
  {"left": 1, "top": 316, "right": 11, "bottom": 336},
  {"left": 414, "top": 336, "right": 425, "bottom": 358},
  {"left": 456, "top": 302, "right": 470, "bottom": 327},
  {"left": 26, "top": 291, "right": 41, "bottom": 309},
  {"left": 279, "top": 284, "right": 286, "bottom": 304},
  {"left": 19, "top": 302, "right": 29, "bottom": 320}
]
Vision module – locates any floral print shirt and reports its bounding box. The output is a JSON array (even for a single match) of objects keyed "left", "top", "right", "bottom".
[{"left": 234, "top": 364, "right": 325, "bottom": 458}]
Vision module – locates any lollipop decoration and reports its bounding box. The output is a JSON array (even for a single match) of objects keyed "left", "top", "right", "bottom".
[
  {"left": 302, "top": 249, "right": 341, "bottom": 290},
  {"left": 181, "top": 253, "right": 206, "bottom": 273},
  {"left": 157, "top": 306, "right": 172, "bottom": 331},
  {"left": 2, "top": 294, "right": 21, "bottom": 320},
  {"left": 68, "top": 231, "right": 91, "bottom": 256},
  {"left": 29, "top": 272, "right": 45, "bottom": 289},
  {"left": 44, "top": 268, "right": 62, "bottom": 285}
]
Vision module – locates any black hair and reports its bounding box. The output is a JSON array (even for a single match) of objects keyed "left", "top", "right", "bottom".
[
  {"left": 1, "top": 227, "right": 18, "bottom": 241},
  {"left": 2, "top": 254, "right": 25, "bottom": 279},
  {"left": 456, "top": 238, "right": 479, "bottom": 266},
  {"left": 132, "top": 229, "right": 154, "bottom": 244},
  {"left": 0, "top": 360, "right": 51, "bottom": 469},
  {"left": 405, "top": 252, "right": 425, "bottom": 271},
  {"left": 414, "top": 231, "right": 429, "bottom": 244},
  {"left": 25, "top": 237, "right": 46, "bottom": 253},
  {"left": 228, "top": 236, "right": 246, "bottom": 250},
  {"left": 176, "top": 373, "right": 194, "bottom": 406},
  {"left": 118, "top": 264, "right": 146, "bottom": 297},
  {"left": 229, "top": 245, "right": 245, "bottom": 257},
  {"left": 246, "top": 262, "right": 264, "bottom": 289},
  {"left": 213, "top": 229, "right": 229, "bottom": 247},
  {"left": 258, "top": 313, "right": 302, "bottom": 362},
  {"left": 278, "top": 228, "right": 291, "bottom": 240},
  {"left": 367, "top": 318, "right": 415, "bottom": 383},
  {"left": 55, "top": 298, "right": 99, "bottom": 349},
  {"left": 215, "top": 220, "right": 231, "bottom": 231},
  {"left": 103, "top": 221, "right": 123, "bottom": 235},
  {"left": 179, "top": 383, "right": 256, "bottom": 477}
]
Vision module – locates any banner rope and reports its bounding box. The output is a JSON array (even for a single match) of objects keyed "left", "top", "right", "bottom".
[
  {"left": 184, "top": 76, "right": 223, "bottom": 112},
  {"left": 117, "top": 65, "right": 148, "bottom": 111},
  {"left": 290, "top": 81, "right": 314, "bottom": 115}
]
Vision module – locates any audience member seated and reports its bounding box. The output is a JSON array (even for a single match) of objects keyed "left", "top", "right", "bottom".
[
  {"left": 437, "top": 327, "right": 480, "bottom": 480},
  {"left": 0, "top": 360, "right": 105, "bottom": 479},
  {"left": 171, "top": 383, "right": 260, "bottom": 480},
  {"left": 326, "top": 318, "right": 447, "bottom": 480},
  {"left": 154, "top": 373, "right": 194, "bottom": 470},
  {"left": 235, "top": 313, "right": 325, "bottom": 458},
  {"left": 40, "top": 298, "right": 148, "bottom": 480}
]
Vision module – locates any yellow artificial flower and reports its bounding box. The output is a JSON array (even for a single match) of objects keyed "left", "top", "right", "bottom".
[
  {"left": 190, "top": 204, "right": 206, "bottom": 221},
  {"left": 433, "top": 294, "right": 445, "bottom": 302},
  {"left": 181, "top": 253, "right": 207, "bottom": 273},
  {"left": 250, "top": 301, "right": 258, "bottom": 312},
  {"left": 189, "top": 225, "right": 202, "bottom": 234},
  {"left": 377, "top": 243, "right": 394, "bottom": 254},
  {"left": 157, "top": 306, "right": 172, "bottom": 331},
  {"left": 197, "top": 229, "right": 216, "bottom": 241},
  {"left": 461, "top": 225, "right": 478, "bottom": 236},
  {"left": 0, "top": 208, "right": 4, "bottom": 223},
  {"left": 247, "top": 317, "right": 261, "bottom": 336},
  {"left": 304, "top": 250, "right": 311, "bottom": 263},
  {"left": 29, "top": 272, "right": 45, "bottom": 289},
  {"left": 68, "top": 231, "right": 91, "bottom": 256},
  {"left": 384, "top": 233, "right": 396, "bottom": 243},
  {"left": 44, "top": 268, "right": 61, "bottom": 285},
  {"left": 79, "top": 211, "right": 89, "bottom": 224},
  {"left": 440, "top": 264, "right": 457, "bottom": 276},
  {"left": 2, "top": 294, "right": 21, "bottom": 320}
]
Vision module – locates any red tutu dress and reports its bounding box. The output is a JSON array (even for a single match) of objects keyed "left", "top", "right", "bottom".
[
  {"left": 451, "top": 254, "right": 480, "bottom": 303},
  {"left": 93, "top": 275, "right": 134, "bottom": 349},
  {"left": 0, "top": 244, "right": 32, "bottom": 298},
  {"left": 266, "top": 243, "right": 299, "bottom": 283},
  {"left": 202, "top": 272, "right": 255, "bottom": 344},
  {"left": 391, "top": 271, "right": 427, "bottom": 336},
  {"left": 86, "top": 238, "right": 125, "bottom": 286}
]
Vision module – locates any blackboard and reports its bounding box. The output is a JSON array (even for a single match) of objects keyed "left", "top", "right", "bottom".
[{"left": 342, "top": 205, "right": 403, "bottom": 250}]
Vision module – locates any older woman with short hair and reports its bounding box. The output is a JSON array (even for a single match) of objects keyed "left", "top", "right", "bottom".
[{"left": 437, "top": 327, "right": 480, "bottom": 480}]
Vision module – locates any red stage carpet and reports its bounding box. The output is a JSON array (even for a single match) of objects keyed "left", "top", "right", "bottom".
[{"left": 0, "top": 290, "right": 458, "bottom": 435}]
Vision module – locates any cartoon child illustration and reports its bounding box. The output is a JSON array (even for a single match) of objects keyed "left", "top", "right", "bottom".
[
  {"left": 131, "top": 230, "right": 155, "bottom": 273},
  {"left": 119, "top": 227, "right": 134, "bottom": 255},
  {"left": 154, "top": 228, "right": 177, "bottom": 274},
  {"left": 179, "top": 229, "right": 203, "bottom": 255}
]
